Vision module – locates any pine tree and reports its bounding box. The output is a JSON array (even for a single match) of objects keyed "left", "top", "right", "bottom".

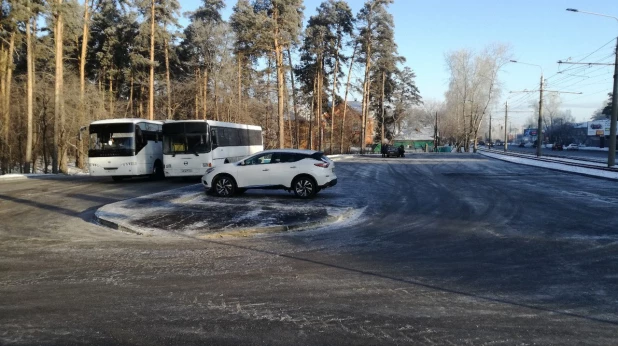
[{"left": 253, "top": 0, "right": 304, "bottom": 148}]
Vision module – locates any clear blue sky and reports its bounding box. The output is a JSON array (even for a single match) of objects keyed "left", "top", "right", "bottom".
[{"left": 180, "top": 0, "right": 617, "bottom": 128}]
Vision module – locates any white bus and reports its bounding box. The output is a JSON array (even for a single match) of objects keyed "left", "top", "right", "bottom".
[
  {"left": 88, "top": 118, "right": 164, "bottom": 181},
  {"left": 162, "top": 120, "right": 263, "bottom": 177}
]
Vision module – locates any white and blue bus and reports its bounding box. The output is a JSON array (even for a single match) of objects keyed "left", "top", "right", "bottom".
[
  {"left": 162, "top": 120, "right": 263, "bottom": 177},
  {"left": 88, "top": 118, "right": 164, "bottom": 181}
]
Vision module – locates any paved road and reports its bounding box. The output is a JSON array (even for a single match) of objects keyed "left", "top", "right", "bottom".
[
  {"left": 1, "top": 156, "right": 617, "bottom": 345},
  {"left": 497, "top": 145, "right": 609, "bottom": 162}
]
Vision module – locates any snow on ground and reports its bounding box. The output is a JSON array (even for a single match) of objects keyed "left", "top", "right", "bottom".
[
  {"left": 0, "top": 173, "right": 51, "bottom": 180},
  {"left": 96, "top": 184, "right": 364, "bottom": 237},
  {"left": 579, "top": 147, "right": 609, "bottom": 152},
  {"left": 479, "top": 150, "right": 618, "bottom": 180}
]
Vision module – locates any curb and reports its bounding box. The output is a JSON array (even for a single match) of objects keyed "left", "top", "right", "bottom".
[{"left": 93, "top": 213, "right": 144, "bottom": 236}]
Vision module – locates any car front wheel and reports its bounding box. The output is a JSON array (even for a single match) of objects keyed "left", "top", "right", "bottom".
[
  {"left": 293, "top": 176, "right": 316, "bottom": 199},
  {"left": 213, "top": 175, "right": 236, "bottom": 197}
]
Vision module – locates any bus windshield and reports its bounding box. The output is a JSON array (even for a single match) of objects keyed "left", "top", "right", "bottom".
[
  {"left": 163, "top": 122, "right": 210, "bottom": 155},
  {"left": 89, "top": 123, "right": 136, "bottom": 152}
]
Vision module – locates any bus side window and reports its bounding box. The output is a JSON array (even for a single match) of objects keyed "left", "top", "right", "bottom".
[
  {"left": 135, "top": 125, "right": 145, "bottom": 152},
  {"left": 211, "top": 129, "right": 218, "bottom": 149}
]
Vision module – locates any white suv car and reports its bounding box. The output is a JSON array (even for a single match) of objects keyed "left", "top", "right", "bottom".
[{"left": 202, "top": 149, "right": 337, "bottom": 198}]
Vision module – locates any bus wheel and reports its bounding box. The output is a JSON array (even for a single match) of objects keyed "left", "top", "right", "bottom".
[{"left": 112, "top": 176, "right": 124, "bottom": 182}]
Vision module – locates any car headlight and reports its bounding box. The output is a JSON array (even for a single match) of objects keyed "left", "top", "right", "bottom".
[{"left": 206, "top": 168, "right": 215, "bottom": 174}]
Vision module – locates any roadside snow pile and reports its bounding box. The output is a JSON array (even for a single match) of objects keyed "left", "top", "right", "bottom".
[
  {"left": 0, "top": 173, "right": 50, "bottom": 180},
  {"left": 479, "top": 151, "right": 618, "bottom": 180},
  {"left": 579, "top": 147, "right": 609, "bottom": 152}
]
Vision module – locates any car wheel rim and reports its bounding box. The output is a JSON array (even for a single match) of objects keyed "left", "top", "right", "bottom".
[
  {"left": 295, "top": 179, "right": 313, "bottom": 197},
  {"left": 216, "top": 178, "right": 232, "bottom": 196}
]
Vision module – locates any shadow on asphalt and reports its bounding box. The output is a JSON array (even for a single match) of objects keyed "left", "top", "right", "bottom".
[{"left": 185, "top": 233, "right": 618, "bottom": 327}]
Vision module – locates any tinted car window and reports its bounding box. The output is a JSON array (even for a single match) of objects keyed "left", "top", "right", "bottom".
[
  {"left": 245, "top": 153, "right": 273, "bottom": 165},
  {"left": 279, "top": 153, "right": 299, "bottom": 163}
]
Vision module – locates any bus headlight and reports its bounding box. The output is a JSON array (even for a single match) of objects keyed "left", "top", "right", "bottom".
[
  {"left": 165, "top": 164, "right": 171, "bottom": 168},
  {"left": 202, "top": 163, "right": 209, "bottom": 167}
]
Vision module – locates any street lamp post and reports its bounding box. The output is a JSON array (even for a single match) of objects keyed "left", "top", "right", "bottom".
[
  {"left": 567, "top": 8, "right": 618, "bottom": 167},
  {"left": 510, "top": 60, "right": 544, "bottom": 157}
]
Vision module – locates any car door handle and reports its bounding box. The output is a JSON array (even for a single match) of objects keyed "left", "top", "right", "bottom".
[
  {"left": 262, "top": 168, "right": 269, "bottom": 171},
  {"left": 290, "top": 166, "right": 296, "bottom": 168}
]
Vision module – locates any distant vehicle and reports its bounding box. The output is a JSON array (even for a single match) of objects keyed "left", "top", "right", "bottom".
[
  {"left": 88, "top": 118, "right": 164, "bottom": 181},
  {"left": 494, "top": 140, "right": 503, "bottom": 146},
  {"left": 202, "top": 149, "right": 337, "bottom": 199},
  {"left": 565, "top": 143, "right": 579, "bottom": 151},
  {"left": 385, "top": 145, "right": 404, "bottom": 158},
  {"left": 162, "top": 120, "right": 263, "bottom": 178},
  {"left": 478, "top": 141, "right": 485, "bottom": 146},
  {"left": 552, "top": 143, "right": 564, "bottom": 151},
  {"left": 519, "top": 142, "right": 525, "bottom": 148}
]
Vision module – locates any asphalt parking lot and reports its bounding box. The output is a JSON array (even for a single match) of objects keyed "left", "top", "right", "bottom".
[{"left": 1, "top": 154, "right": 617, "bottom": 345}]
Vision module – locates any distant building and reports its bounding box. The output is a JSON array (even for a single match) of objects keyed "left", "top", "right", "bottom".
[{"left": 391, "top": 126, "right": 435, "bottom": 151}]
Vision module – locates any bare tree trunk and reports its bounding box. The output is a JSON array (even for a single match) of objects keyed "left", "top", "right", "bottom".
[
  {"left": 108, "top": 74, "right": 113, "bottom": 114},
  {"left": 126, "top": 73, "right": 133, "bottom": 117},
  {"left": 340, "top": 44, "right": 357, "bottom": 154},
  {"left": 273, "top": 8, "right": 285, "bottom": 149},
  {"left": 237, "top": 54, "right": 242, "bottom": 122},
  {"left": 148, "top": 0, "right": 155, "bottom": 120},
  {"left": 195, "top": 68, "right": 200, "bottom": 119},
  {"left": 265, "top": 58, "right": 271, "bottom": 141},
  {"left": 309, "top": 75, "right": 316, "bottom": 150},
  {"left": 138, "top": 84, "right": 143, "bottom": 118},
  {"left": 25, "top": 15, "right": 34, "bottom": 173},
  {"left": 361, "top": 44, "right": 372, "bottom": 154},
  {"left": 203, "top": 69, "right": 208, "bottom": 120},
  {"left": 77, "top": 0, "right": 90, "bottom": 169},
  {"left": 286, "top": 48, "right": 299, "bottom": 149},
  {"left": 164, "top": 36, "right": 172, "bottom": 119},
  {"left": 1, "top": 32, "right": 15, "bottom": 173},
  {"left": 214, "top": 75, "right": 218, "bottom": 121},
  {"left": 329, "top": 46, "right": 340, "bottom": 154},
  {"left": 53, "top": 0, "right": 64, "bottom": 173},
  {"left": 316, "top": 58, "right": 323, "bottom": 151}
]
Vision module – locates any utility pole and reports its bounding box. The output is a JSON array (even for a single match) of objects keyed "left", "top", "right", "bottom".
[
  {"left": 557, "top": 55, "right": 617, "bottom": 165},
  {"left": 565, "top": 8, "right": 617, "bottom": 166},
  {"left": 600, "top": 38, "right": 618, "bottom": 164},
  {"left": 434, "top": 111, "right": 438, "bottom": 151},
  {"left": 489, "top": 113, "right": 492, "bottom": 147},
  {"left": 504, "top": 101, "right": 508, "bottom": 152},
  {"left": 537, "top": 74, "right": 543, "bottom": 156}
]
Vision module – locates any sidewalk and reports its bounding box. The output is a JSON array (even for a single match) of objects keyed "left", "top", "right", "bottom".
[{"left": 479, "top": 150, "right": 618, "bottom": 180}]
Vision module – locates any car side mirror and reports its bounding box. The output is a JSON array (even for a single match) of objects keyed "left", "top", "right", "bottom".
[{"left": 240, "top": 161, "right": 246, "bottom": 166}]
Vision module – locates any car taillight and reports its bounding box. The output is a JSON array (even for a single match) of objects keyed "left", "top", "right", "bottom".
[{"left": 314, "top": 162, "right": 329, "bottom": 168}]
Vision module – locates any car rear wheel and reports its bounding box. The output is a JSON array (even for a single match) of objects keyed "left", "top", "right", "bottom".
[
  {"left": 213, "top": 175, "right": 236, "bottom": 197},
  {"left": 293, "top": 176, "right": 316, "bottom": 199}
]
